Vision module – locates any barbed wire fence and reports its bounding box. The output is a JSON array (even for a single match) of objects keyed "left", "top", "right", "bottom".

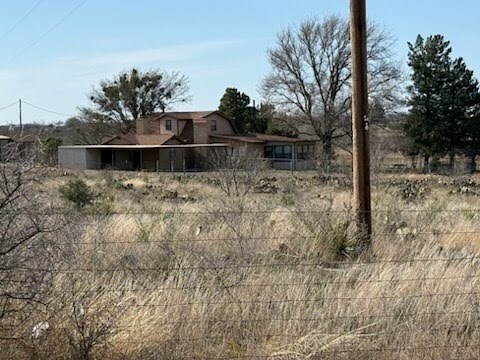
[{"left": 1, "top": 207, "right": 480, "bottom": 359}]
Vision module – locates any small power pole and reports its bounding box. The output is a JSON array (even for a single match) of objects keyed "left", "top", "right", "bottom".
[
  {"left": 19, "top": 99, "right": 23, "bottom": 135},
  {"left": 350, "top": 0, "right": 372, "bottom": 243}
]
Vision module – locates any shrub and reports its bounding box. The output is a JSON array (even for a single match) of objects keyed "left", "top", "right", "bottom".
[
  {"left": 42, "top": 137, "right": 63, "bottom": 166},
  {"left": 59, "top": 178, "right": 95, "bottom": 209}
]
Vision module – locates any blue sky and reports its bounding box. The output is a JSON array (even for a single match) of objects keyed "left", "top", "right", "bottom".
[{"left": 0, "top": 0, "right": 479, "bottom": 125}]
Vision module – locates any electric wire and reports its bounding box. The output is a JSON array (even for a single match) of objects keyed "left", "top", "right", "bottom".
[
  {"left": 0, "top": 101, "right": 19, "bottom": 112},
  {"left": 1, "top": 0, "right": 88, "bottom": 68},
  {"left": 22, "top": 100, "right": 73, "bottom": 118},
  {"left": 0, "top": 0, "right": 45, "bottom": 42}
]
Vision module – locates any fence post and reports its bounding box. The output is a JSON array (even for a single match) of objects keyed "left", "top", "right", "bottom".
[
  {"left": 156, "top": 160, "right": 159, "bottom": 172},
  {"left": 183, "top": 158, "right": 186, "bottom": 176},
  {"left": 171, "top": 159, "right": 174, "bottom": 173}
]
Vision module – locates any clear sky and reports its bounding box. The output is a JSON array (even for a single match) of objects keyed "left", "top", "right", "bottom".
[{"left": 0, "top": 0, "right": 479, "bottom": 126}]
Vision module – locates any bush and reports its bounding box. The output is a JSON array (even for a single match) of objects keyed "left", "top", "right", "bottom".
[
  {"left": 42, "top": 137, "right": 63, "bottom": 166},
  {"left": 59, "top": 178, "right": 95, "bottom": 209}
]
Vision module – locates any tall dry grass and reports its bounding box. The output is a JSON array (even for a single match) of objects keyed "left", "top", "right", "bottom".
[{"left": 2, "top": 171, "right": 480, "bottom": 359}]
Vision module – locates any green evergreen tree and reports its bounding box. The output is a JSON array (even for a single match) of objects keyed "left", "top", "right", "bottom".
[
  {"left": 218, "top": 88, "right": 251, "bottom": 132},
  {"left": 42, "top": 137, "right": 63, "bottom": 166},
  {"left": 463, "top": 114, "right": 480, "bottom": 172},
  {"left": 404, "top": 34, "right": 480, "bottom": 172},
  {"left": 404, "top": 35, "right": 452, "bottom": 171},
  {"left": 442, "top": 58, "right": 480, "bottom": 167}
]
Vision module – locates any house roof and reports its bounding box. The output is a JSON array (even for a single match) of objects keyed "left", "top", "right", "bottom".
[
  {"left": 156, "top": 111, "right": 216, "bottom": 120},
  {"left": 210, "top": 135, "right": 264, "bottom": 144},
  {"left": 141, "top": 110, "right": 237, "bottom": 132},
  {"left": 210, "top": 133, "right": 318, "bottom": 144},
  {"left": 10, "top": 133, "right": 39, "bottom": 143},
  {"left": 59, "top": 143, "right": 229, "bottom": 150},
  {"left": 102, "top": 134, "right": 179, "bottom": 145}
]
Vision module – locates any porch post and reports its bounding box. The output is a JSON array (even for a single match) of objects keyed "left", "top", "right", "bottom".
[
  {"left": 292, "top": 143, "right": 297, "bottom": 170},
  {"left": 183, "top": 148, "right": 186, "bottom": 175},
  {"left": 159, "top": 149, "right": 162, "bottom": 172}
]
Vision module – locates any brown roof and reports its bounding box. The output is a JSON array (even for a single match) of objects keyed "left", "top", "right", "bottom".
[
  {"left": 102, "top": 134, "right": 177, "bottom": 145},
  {"left": 140, "top": 111, "right": 211, "bottom": 122},
  {"left": 158, "top": 111, "right": 216, "bottom": 120},
  {"left": 210, "top": 134, "right": 318, "bottom": 144},
  {"left": 210, "top": 135, "right": 264, "bottom": 144}
]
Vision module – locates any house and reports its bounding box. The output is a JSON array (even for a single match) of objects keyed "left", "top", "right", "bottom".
[
  {"left": 0, "top": 133, "right": 40, "bottom": 161},
  {"left": 0, "top": 135, "right": 13, "bottom": 160},
  {"left": 210, "top": 133, "right": 316, "bottom": 170},
  {"left": 58, "top": 111, "right": 317, "bottom": 171}
]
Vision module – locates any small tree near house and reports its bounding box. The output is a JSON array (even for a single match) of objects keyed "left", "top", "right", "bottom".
[
  {"left": 208, "top": 146, "right": 266, "bottom": 197},
  {"left": 59, "top": 178, "right": 95, "bottom": 209}
]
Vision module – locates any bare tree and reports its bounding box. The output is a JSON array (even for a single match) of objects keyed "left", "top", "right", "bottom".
[
  {"left": 261, "top": 16, "right": 403, "bottom": 170},
  {"left": 209, "top": 146, "right": 266, "bottom": 197},
  {"left": 0, "top": 145, "right": 62, "bottom": 335}
]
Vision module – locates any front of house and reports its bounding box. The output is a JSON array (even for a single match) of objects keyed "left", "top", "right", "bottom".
[{"left": 58, "top": 111, "right": 317, "bottom": 171}]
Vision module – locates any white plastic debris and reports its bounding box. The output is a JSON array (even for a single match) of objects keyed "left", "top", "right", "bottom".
[{"left": 32, "top": 321, "right": 49, "bottom": 339}]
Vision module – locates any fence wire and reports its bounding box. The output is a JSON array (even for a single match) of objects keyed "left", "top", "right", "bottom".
[{"left": 2, "top": 209, "right": 480, "bottom": 359}]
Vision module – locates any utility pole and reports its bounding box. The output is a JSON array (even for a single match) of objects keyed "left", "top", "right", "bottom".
[
  {"left": 19, "top": 99, "right": 23, "bottom": 136},
  {"left": 350, "top": 0, "right": 372, "bottom": 243}
]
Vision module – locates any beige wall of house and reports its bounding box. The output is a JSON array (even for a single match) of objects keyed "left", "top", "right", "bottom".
[
  {"left": 136, "top": 113, "right": 235, "bottom": 139},
  {"left": 159, "top": 116, "right": 178, "bottom": 135},
  {"left": 193, "top": 121, "right": 209, "bottom": 144},
  {"left": 205, "top": 113, "right": 235, "bottom": 135}
]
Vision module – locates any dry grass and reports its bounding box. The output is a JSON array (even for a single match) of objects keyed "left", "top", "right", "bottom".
[{"left": 2, "top": 170, "right": 480, "bottom": 359}]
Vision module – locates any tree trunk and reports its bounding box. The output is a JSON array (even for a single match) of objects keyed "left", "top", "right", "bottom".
[
  {"left": 468, "top": 154, "right": 477, "bottom": 174},
  {"left": 321, "top": 136, "right": 333, "bottom": 175},
  {"left": 449, "top": 153, "right": 455, "bottom": 172},
  {"left": 410, "top": 155, "right": 417, "bottom": 170},
  {"left": 422, "top": 155, "right": 430, "bottom": 174}
]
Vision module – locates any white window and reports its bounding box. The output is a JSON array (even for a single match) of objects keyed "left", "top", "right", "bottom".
[{"left": 165, "top": 119, "right": 172, "bottom": 131}]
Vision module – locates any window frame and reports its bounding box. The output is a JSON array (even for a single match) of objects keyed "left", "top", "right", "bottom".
[
  {"left": 297, "top": 144, "right": 315, "bottom": 160},
  {"left": 271, "top": 145, "right": 293, "bottom": 159},
  {"left": 165, "top": 119, "right": 172, "bottom": 131},
  {"left": 211, "top": 120, "right": 217, "bottom": 131}
]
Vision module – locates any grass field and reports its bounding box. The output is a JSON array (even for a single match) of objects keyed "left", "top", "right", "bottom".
[{"left": 3, "top": 168, "right": 480, "bottom": 359}]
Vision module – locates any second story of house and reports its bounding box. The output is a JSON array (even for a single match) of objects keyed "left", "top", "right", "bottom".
[{"left": 136, "top": 111, "right": 236, "bottom": 144}]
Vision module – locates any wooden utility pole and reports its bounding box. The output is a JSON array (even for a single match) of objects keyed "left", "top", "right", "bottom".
[
  {"left": 350, "top": 0, "right": 372, "bottom": 242},
  {"left": 19, "top": 99, "right": 23, "bottom": 136}
]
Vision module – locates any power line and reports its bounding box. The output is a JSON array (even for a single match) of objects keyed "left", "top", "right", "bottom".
[
  {"left": 0, "top": 0, "right": 45, "bottom": 42},
  {"left": 0, "top": 101, "right": 19, "bottom": 112},
  {"left": 1, "top": 0, "right": 88, "bottom": 68},
  {"left": 22, "top": 100, "right": 74, "bottom": 118}
]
